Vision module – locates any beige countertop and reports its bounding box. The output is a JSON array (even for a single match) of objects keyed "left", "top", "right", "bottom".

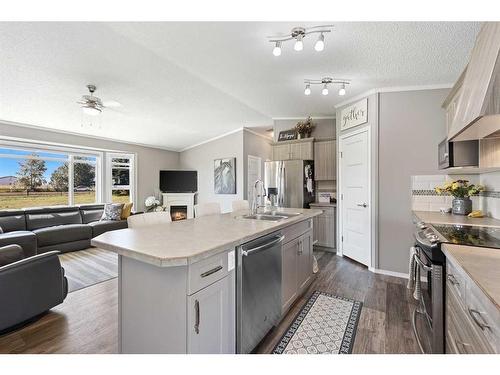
[
  {"left": 91, "top": 208, "right": 322, "bottom": 267},
  {"left": 442, "top": 243, "right": 500, "bottom": 309},
  {"left": 413, "top": 210, "right": 500, "bottom": 228},
  {"left": 310, "top": 202, "right": 336, "bottom": 207}
]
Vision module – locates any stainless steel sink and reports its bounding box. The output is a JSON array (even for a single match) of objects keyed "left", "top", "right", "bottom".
[
  {"left": 241, "top": 214, "right": 288, "bottom": 222},
  {"left": 261, "top": 211, "right": 302, "bottom": 218}
]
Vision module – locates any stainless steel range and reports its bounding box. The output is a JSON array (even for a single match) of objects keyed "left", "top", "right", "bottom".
[{"left": 411, "top": 220, "right": 500, "bottom": 353}]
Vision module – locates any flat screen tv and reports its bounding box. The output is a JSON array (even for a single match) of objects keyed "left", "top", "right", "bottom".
[{"left": 159, "top": 170, "right": 197, "bottom": 193}]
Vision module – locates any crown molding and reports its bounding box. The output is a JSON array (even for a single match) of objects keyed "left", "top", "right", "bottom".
[
  {"left": 179, "top": 127, "right": 245, "bottom": 152},
  {"left": 272, "top": 116, "right": 335, "bottom": 120},
  {"left": 0, "top": 119, "right": 180, "bottom": 153},
  {"left": 243, "top": 127, "right": 273, "bottom": 142},
  {"left": 334, "top": 83, "right": 453, "bottom": 109}
]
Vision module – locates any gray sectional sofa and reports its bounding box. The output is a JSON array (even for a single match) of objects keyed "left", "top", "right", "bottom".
[{"left": 0, "top": 204, "right": 128, "bottom": 256}]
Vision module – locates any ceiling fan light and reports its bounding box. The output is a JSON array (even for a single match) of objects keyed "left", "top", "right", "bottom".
[
  {"left": 82, "top": 105, "right": 101, "bottom": 116},
  {"left": 272, "top": 41, "right": 282, "bottom": 56},
  {"left": 338, "top": 83, "right": 346, "bottom": 96},
  {"left": 314, "top": 33, "right": 325, "bottom": 52},
  {"left": 322, "top": 84, "right": 329, "bottom": 96},
  {"left": 304, "top": 84, "right": 311, "bottom": 96},
  {"left": 294, "top": 35, "right": 304, "bottom": 51}
]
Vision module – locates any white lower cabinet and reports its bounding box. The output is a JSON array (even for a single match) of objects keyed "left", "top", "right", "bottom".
[
  {"left": 281, "top": 228, "right": 314, "bottom": 314},
  {"left": 187, "top": 275, "right": 235, "bottom": 354}
]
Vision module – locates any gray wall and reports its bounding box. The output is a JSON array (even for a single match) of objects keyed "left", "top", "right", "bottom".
[
  {"left": 273, "top": 118, "right": 335, "bottom": 141},
  {"left": 243, "top": 129, "right": 272, "bottom": 199},
  {"left": 378, "top": 89, "right": 448, "bottom": 273},
  {"left": 0, "top": 121, "right": 180, "bottom": 211},
  {"left": 179, "top": 130, "right": 244, "bottom": 213}
]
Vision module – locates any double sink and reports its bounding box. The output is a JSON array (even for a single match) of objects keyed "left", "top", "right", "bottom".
[{"left": 241, "top": 210, "right": 302, "bottom": 222}]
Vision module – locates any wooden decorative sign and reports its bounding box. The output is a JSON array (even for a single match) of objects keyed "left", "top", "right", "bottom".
[
  {"left": 340, "top": 98, "right": 368, "bottom": 131},
  {"left": 277, "top": 129, "right": 298, "bottom": 142}
]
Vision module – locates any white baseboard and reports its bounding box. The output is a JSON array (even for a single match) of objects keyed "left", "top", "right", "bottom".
[{"left": 369, "top": 267, "right": 409, "bottom": 279}]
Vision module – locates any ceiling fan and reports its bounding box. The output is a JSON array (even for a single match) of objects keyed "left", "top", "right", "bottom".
[{"left": 77, "top": 84, "right": 121, "bottom": 116}]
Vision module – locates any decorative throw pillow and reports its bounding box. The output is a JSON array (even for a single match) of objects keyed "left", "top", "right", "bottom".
[
  {"left": 100, "top": 203, "right": 124, "bottom": 221},
  {"left": 121, "top": 202, "right": 133, "bottom": 220}
]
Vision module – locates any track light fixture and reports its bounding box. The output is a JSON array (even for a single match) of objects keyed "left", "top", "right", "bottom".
[
  {"left": 268, "top": 25, "right": 333, "bottom": 56},
  {"left": 303, "top": 78, "right": 350, "bottom": 96},
  {"left": 304, "top": 84, "right": 311, "bottom": 96}
]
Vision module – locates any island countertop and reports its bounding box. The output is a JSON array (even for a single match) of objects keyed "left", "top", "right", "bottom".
[{"left": 91, "top": 208, "right": 322, "bottom": 267}]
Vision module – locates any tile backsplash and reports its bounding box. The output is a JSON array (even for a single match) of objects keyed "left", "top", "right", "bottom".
[
  {"left": 411, "top": 172, "right": 500, "bottom": 219},
  {"left": 411, "top": 175, "right": 480, "bottom": 213}
]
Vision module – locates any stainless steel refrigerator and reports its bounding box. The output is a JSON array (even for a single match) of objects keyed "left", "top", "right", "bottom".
[{"left": 264, "top": 160, "right": 315, "bottom": 209}]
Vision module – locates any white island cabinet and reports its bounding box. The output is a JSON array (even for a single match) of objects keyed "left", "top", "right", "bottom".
[{"left": 92, "top": 208, "right": 321, "bottom": 354}]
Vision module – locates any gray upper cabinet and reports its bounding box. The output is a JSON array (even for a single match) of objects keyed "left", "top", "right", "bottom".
[
  {"left": 187, "top": 274, "right": 235, "bottom": 354},
  {"left": 272, "top": 138, "right": 314, "bottom": 161},
  {"left": 314, "top": 140, "right": 336, "bottom": 180}
]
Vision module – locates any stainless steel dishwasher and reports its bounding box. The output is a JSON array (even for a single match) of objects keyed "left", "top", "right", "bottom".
[{"left": 236, "top": 232, "right": 283, "bottom": 354}]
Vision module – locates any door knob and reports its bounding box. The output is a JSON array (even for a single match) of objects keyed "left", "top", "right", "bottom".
[{"left": 357, "top": 203, "right": 368, "bottom": 208}]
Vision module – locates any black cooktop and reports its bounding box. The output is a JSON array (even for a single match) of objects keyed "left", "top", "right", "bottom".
[{"left": 432, "top": 224, "right": 500, "bottom": 248}]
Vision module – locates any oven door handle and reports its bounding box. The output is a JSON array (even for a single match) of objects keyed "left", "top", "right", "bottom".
[{"left": 414, "top": 250, "right": 433, "bottom": 272}]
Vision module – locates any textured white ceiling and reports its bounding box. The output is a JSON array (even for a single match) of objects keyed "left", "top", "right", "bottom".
[{"left": 0, "top": 22, "right": 481, "bottom": 150}]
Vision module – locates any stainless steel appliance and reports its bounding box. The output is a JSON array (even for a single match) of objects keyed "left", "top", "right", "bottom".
[
  {"left": 438, "top": 139, "right": 479, "bottom": 169},
  {"left": 264, "top": 160, "right": 315, "bottom": 209},
  {"left": 411, "top": 220, "right": 500, "bottom": 353},
  {"left": 412, "top": 224, "right": 446, "bottom": 354},
  {"left": 236, "top": 232, "right": 284, "bottom": 353}
]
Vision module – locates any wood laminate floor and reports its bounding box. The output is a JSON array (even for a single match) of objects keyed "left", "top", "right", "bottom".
[{"left": 0, "top": 252, "right": 420, "bottom": 354}]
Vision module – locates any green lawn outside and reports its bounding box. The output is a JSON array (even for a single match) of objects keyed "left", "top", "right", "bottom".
[{"left": 0, "top": 192, "right": 130, "bottom": 209}]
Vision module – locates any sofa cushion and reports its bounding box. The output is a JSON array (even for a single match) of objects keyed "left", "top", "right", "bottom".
[
  {"left": 80, "top": 207, "right": 104, "bottom": 224},
  {"left": 25, "top": 207, "right": 82, "bottom": 230},
  {"left": 0, "top": 244, "right": 25, "bottom": 267},
  {"left": 0, "top": 231, "right": 37, "bottom": 258},
  {"left": 101, "top": 203, "right": 124, "bottom": 221},
  {"left": 33, "top": 224, "right": 91, "bottom": 247},
  {"left": 0, "top": 210, "right": 27, "bottom": 232},
  {"left": 89, "top": 220, "right": 128, "bottom": 237}
]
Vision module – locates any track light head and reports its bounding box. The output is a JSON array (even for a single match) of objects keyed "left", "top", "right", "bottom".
[
  {"left": 273, "top": 41, "right": 282, "bottom": 56},
  {"left": 314, "top": 33, "right": 325, "bottom": 52},
  {"left": 338, "top": 83, "right": 346, "bottom": 96},
  {"left": 322, "top": 84, "right": 329, "bottom": 96},
  {"left": 294, "top": 34, "right": 304, "bottom": 51},
  {"left": 304, "top": 84, "right": 311, "bottom": 96}
]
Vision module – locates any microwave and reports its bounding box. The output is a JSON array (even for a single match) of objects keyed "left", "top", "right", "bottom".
[{"left": 438, "top": 139, "right": 479, "bottom": 169}]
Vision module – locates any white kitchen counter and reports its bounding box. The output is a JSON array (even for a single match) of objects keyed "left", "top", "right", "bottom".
[
  {"left": 91, "top": 208, "right": 322, "bottom": 267},
  {"left": 413, "top": 210, "right": 500, "bottom": 228}
]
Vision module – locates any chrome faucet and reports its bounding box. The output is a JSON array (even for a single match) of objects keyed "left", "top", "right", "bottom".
[{"left": 251, "top": 179, "right": 266, "bottom": 215}]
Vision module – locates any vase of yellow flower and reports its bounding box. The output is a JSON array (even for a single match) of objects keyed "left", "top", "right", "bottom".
[{"left": 434, "top": 180, "right": 484, "bottom": 215}]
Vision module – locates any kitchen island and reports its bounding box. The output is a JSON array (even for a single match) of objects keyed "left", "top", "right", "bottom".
[{"left": 91, "top": 208, "right": 322, "bottom": 354}]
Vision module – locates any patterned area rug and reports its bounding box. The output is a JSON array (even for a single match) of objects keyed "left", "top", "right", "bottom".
[
  {"left": 59, "top": 248, "right": 118, "bottom": 293},
  {"left": 273, "top": 291, "right": 362, "bottom": 354}
]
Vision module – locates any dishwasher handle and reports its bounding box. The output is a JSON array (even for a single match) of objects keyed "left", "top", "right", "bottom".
[{"left": 241, "top": 235, "right": 285, "bottom": 257}]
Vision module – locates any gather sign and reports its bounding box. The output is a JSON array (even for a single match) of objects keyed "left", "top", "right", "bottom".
[{"left": 340, "top": 98, "right": 368, "bottom": 131}]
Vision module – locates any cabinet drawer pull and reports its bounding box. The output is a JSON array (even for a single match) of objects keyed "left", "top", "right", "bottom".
[
  {"left": 468, "top": 308, "right": 491, "bottom": 331},
  {"left": 200, "top": 265, "right": 223, "bottom": 278},
  {"left": 194, "top": 299, "right": 200, "bottom": 334},
  {"left": 447, "top": 274, "right": 460, "bottom": 286}
]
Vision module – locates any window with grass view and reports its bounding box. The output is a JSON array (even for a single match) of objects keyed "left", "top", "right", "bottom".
[
  {"left": 108, "top": 154, "right": 134, "bottom": 205},
  {"left": 0, "top": 145, "right": 100, "bottom": 209}
]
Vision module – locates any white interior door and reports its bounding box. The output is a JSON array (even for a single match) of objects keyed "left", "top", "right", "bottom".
[
  {"left": 340, "top": 129, "right": 371, "bottom": 266},
  {"left": 247, "top": 155, "right": 262, "bottom": 204}
]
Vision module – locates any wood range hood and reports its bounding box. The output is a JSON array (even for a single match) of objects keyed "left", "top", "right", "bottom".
[{"left": 449, "top": 23, "right": 500, "bottom": 142}]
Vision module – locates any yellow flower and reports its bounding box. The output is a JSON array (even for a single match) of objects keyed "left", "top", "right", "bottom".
[{"left": 452, "top": 182, "right": 459, "bottom": 190}]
